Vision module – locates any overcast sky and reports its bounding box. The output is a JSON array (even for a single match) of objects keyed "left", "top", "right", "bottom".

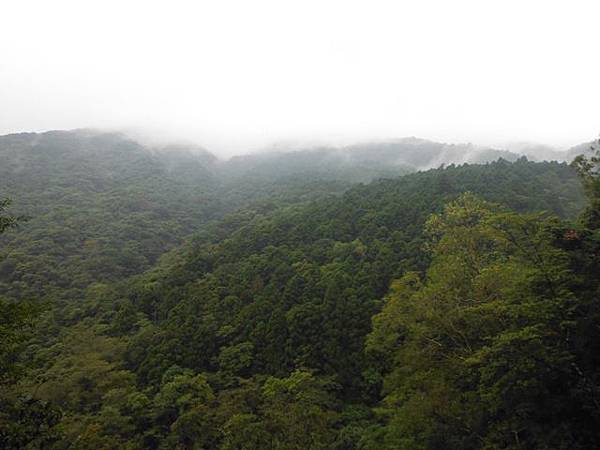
[{"left": 1, "top": 0, "right": 598, "bottom": 155}]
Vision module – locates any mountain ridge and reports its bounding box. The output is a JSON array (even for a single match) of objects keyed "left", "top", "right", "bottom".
[{"left": 2, "top": 129, "right": 592, "bottom": 176}]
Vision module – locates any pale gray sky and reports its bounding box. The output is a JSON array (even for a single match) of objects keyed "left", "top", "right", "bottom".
[{"left": 1, "top": 0, "right": 598, "bottom": 155}]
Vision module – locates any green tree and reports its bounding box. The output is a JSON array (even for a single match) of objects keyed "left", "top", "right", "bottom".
[
  {"left": 571, "top": 138, "right": 600, "bottom": 228},
  {"left": 261, "top": 370, "right": 340, "bottom": 450},
  {"left": 154, "top": 369, "right": 217, "bottom": 449},
  {"left": 0, "top": 198, "right": 20, "bottom": 234},
  {"left": 368, "top": 193, "right": 592, "bottom": 449},
  {"left": 0, "top": 198, "right": 62, "bottom": 448}
]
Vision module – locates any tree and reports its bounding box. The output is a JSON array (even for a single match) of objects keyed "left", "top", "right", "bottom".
[
  {"left": 0, "top": 198, "right": 62, "bottom": 448},
  {"left": 153, "top": 369, "right": 217, "bottom": 449},
  {"left": 260, "top": 370, "right": 340, "bottom": 450},
  {"left": 0, "top": 198, "right": 21, "bottom": 234},
  {"left": 368, "top": 193, "right": 594, "bottom": 449},
  {"left": 571, "top": 138, "right": 600, "bottom": 228}
]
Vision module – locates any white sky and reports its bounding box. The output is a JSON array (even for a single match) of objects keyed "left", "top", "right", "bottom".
[{"left": 0, "top": 0, "right": 598, "bottom": 155}]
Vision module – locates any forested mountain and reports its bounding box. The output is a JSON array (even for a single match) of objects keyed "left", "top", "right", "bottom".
[
  {"left": 566, "top": 140, "right": 597, "bottom": 161},
  {"left": 0, "top": 130, "right": 353, "bottom": 300},
  {"left": 0, "top": 130, "right": 531, "bottom": 300},
  {"left": 0, "top": 130, "right": 216, "bottom": 299},
  {"left": 1, "top": 130, "right": 599, "bottom": 449},
  {"left": 223, "top": 138, "right": 521, "bottom": 182}
]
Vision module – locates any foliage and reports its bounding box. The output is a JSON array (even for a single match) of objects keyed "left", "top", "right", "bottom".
[
  {"left": 367, "top": 193, "right": 600, "bottom": 449},
  {"left": 2, "top": 130, "right": 599, "bottom": 448},
  {"left": 571, "top": 138, "right": 600, "bottom": 228},
  {"left": 0, "top": 199, "right": 63, "bottom": 448}
]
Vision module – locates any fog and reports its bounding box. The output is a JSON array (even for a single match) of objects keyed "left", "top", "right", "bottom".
[{"left": 1, "top": 0, "right": 599, "bottom": 157}]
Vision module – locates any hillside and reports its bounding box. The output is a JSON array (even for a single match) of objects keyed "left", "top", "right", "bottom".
[
  {"left": 223, "top": 138, "right": 523, "bottom": 182},
  {"left": 1, "top": 130, "right": 598, "bottom": 449},
  {"left": 0, "top": 130, "right": 351, "bottom": 299},
  {"left": 0, "top": 130, "right": 532, "bottom": 299},
  {"left": 114, "top": 158, "right": 585, "bottom": 391},
  {"left": 0, "top": 130, "right": 218, "bottom": 298}
]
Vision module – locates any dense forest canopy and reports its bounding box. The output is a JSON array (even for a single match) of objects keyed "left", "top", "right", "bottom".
[{"left": 1, "top": 130, "right": 598, "bottom": 449}]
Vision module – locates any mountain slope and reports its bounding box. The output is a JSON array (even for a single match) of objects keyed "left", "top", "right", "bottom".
[
  {"left": 118, "top": 158, "right": 585, "bottom": 390},
  {"left": 1, "top": 129, "right": 590, "bottom": 300},
  {"left": 0, "top": 130, "right": 593, "bottom": 449},
  {"left": 223, "top": 138, "right": 522, "bottom": 182},
  {"left": 0, "top": 130, "right": 354, "bottom": 299}
]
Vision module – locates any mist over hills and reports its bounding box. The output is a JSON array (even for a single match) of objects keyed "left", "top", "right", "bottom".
[
  {"left": 222, "top": 137, "right": 522, "bottom": 181},
  {"left": 0, "top": 128, "right": 589, "bottom": 300},
  {"left": 0, "top": 127, "right": 589, "bottom": 302},
  {"left": 3, "top": 0, "right": 600, "bottom": 444},
  {"left": 1, "top": 129, "right": 589, "bottom": 186}
]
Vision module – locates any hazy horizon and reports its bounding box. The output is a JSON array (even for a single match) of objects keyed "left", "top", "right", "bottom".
[
  {"left": 2, "top": 125, "right": 592, "bottom": 166},
  {"left": 1, "top": 1, "right": 599, "bottom": 156}
]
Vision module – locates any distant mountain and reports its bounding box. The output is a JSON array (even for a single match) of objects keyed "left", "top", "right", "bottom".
[
  {"left": 503, "top": 142, "right": 568, "bottom": 162},
  {"left": 502, "top": 141, "right": 597, "bottom": 163},
  {"left": 342, "top": 138, "right": 520, "bottom": 169},
  {"left": 7, "top": 130, "right": 578, "bottom": 190},
  {"left": 566, "top": 141, "right": 597, "bottom": 161},
  {"left": 0, "top": 129, "right": 350, "bottom": 298},
  {"left": 223, "top": 137, "right": 522, "bottom": 182},
  {"left": 0, "top": 129, "right": 217, "bottom": 198},
  {"left": 0, "top": 130, "right": 224, "bottom": 298}
]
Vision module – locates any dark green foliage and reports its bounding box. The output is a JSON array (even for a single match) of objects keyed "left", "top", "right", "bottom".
[
  {"left": 0, "top": 200, "right": 63, "bottom": 448},
  {"left": 366, "top": 188, "right": 600, "bottom": 448},
  {"left": 571, "top": 138, "right": 600, "bottom": 228},
  {"left": 0, "top": 198, "right": 21, "bottom": 234},
  {"left": 120, "top": 158, "right": 583, "bottom": 393},
  {"left": 0, "top": 130, "right": 350, "bottom": 301},
  {"left": 2, "top": 130, "right": 599, "bottom": 449},
  {"left": 0, "top": 396, "right": 62, "bottom": 449}
]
